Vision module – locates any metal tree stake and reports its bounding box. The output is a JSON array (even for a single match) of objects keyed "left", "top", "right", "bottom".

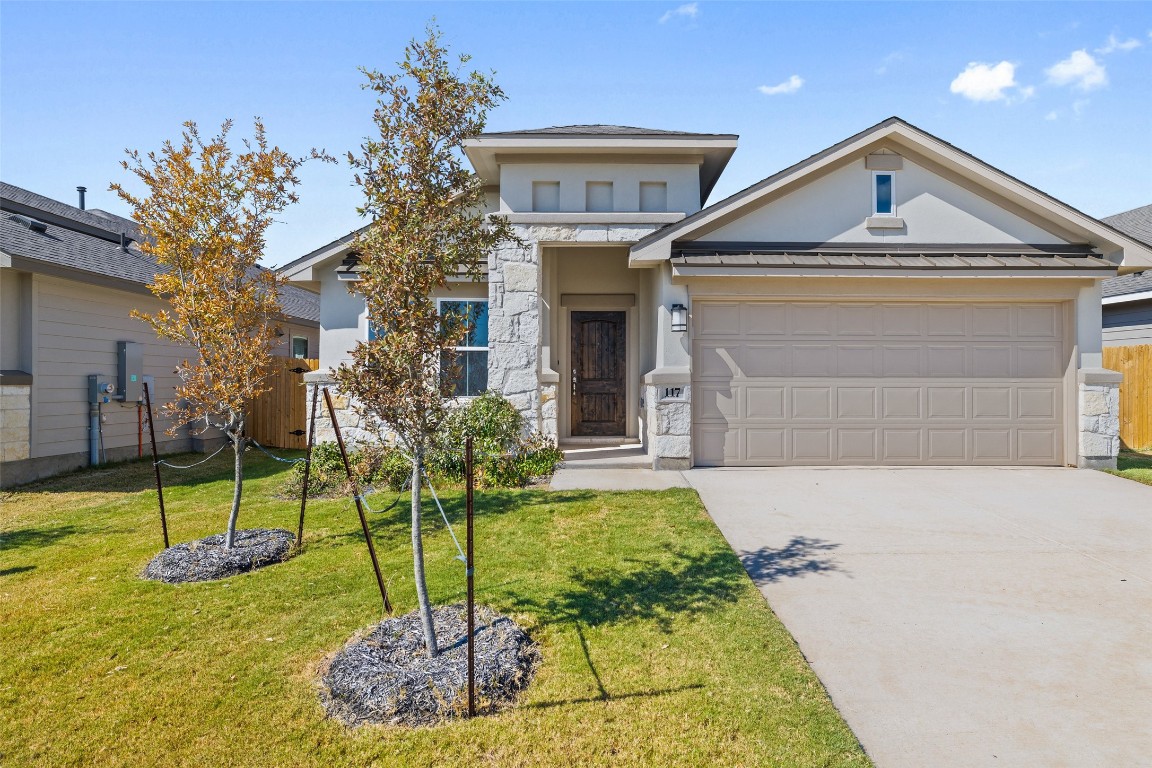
[
  {"left": 296, "top": 384, "right": 319, "bottom": 550},
  {"left": 322, "top": 387, "right": 392, "bottom": 615},
  {"left": 466, "top": 436, "right": 476, "bottom": 717},
  {"left": 142, "top": 382, "right": 170, "bottom": 549}
]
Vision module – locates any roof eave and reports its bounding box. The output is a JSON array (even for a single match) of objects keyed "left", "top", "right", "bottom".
[{"left": 630, "top": 117, "right": 1152, "bottom": 272}]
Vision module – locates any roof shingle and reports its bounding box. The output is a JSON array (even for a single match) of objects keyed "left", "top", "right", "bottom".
[
  {"left": 1101, "top": 204, "right": 1152, "bottom": 297},
  {"left": 0, "top": 182, "right": 318, "bottom": 323}
]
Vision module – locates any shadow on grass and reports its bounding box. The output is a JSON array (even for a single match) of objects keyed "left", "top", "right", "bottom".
[
  {"left": 0, "top": 524, "right": 92, "bottom": 552},
  {"left": 10, "top": 452, "right": 303, "bottom": 495},
  {"left": 511, "top": 546, "right": 749, "bottom": 634},
  {"left": 738, "top": 537, "right": 842, "bottom": 585},
  {"left": 0, "top": 565, "right": 36, "bottom": 577}
]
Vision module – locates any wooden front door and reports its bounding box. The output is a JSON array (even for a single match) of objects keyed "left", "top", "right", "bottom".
[{"left": 571, "top": 311, "right": 626, "bottom": 436}]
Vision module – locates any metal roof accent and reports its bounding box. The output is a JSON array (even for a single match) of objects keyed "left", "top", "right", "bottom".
[{"left": 670, "top": 248, "right": 1117, "bottom": 272}]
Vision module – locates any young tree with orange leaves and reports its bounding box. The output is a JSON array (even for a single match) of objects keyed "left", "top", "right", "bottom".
[
  {"left": 113, "top": 120, "right": 331, "bottom": 549},
  {"left": 333, "top": 26, "right": 517, "bottom": 656}
]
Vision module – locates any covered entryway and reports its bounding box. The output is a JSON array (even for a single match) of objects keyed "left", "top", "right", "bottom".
[{"left": 693, "top": 300, "right": 1068, "bottom": 466}]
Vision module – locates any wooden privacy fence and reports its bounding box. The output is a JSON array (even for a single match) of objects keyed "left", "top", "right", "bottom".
[
  {"left": 246, "top": 358, "right": 319, "bottom": 449},
  {"left": 1103, "top": 345, "right": 1152, "bottom": 451}
]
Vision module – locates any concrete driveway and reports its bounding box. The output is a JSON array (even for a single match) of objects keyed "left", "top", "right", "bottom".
[{"left": 684, "top": 467, "right": 1152, "bottom": 768}]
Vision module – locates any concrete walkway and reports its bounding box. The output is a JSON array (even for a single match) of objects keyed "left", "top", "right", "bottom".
[
  {"left": 685, "top": 467, "right": 1152, "bottom": 768},
  {"left": 549, "top": 445, "right": 689, "bottom": 490}
]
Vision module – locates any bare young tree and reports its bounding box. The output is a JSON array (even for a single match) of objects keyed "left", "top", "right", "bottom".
[
  {"left": 114, "top": 120, "right": 331, "bottom": 548},
  {"left": 333, "top": 25, "right": 516, "bottom": 656}
]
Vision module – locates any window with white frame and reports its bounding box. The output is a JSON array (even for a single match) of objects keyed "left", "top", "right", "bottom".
[
  {"left": 438, "top": 299, "right": 489, "bottom": 397},
  {"left": 873, "top": 172, "right": 896, "bottom": 216},
  {"left": 291, "top": 336, "right": 309, "bottom": 359}
]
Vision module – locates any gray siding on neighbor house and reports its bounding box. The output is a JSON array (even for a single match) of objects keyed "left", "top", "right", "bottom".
[
  {"left": 31, "top": 274, "right": 192, "bottom": 459},
  {"left": 1103, "top": 298, "right": 1152, "bottom": 346}
]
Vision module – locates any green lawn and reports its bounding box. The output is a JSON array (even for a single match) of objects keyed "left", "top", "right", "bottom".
[
  {"left": 0, "top": 454, "right": 867, "bottom": 767},
  {"left": 1107, "top": 449, "right": 1152, "bottom": 487}
]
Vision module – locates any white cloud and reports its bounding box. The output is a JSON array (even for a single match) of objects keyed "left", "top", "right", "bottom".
[
  {"left": 1046, "top": 50, "right": 1108, "bottom": 91},
  {"left": 1096, "top": 34, "right": 1142, "bottom": 54},
  {"left": 1045, "top": 110, "right": 1058, "bottom": 121},
  {"left": 757, "top": 75, "right": 804, "bottom": 96},
  {"left": 659, "top": 2, "right": 697, "bottom": 24},
  {"left": 949, "top": 61, "right": 1020, "bottom": 102}
]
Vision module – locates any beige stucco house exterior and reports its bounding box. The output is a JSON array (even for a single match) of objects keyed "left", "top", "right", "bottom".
[{"left": 283, "top": 118, "right": 1152, "bottom": 471}]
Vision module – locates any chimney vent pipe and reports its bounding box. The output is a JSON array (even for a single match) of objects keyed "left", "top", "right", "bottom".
[{"left": 77, "top": 186, "right": 87, "bottom": 210}]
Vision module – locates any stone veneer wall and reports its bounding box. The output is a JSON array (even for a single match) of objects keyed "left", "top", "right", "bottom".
[
  {"left": 303, "top": 373, "right": 388, "bottom": 448},
  {"left": 644, "top": 382, "right": 691, "bottom": 470},
  {"left": 0, "top": 383, "right": 31, "bottom": 463},
  {"left": 488, "top": 222, "right": 665, "bottom": 438},
  {"left": 1078, "top": 368, "right": 1122, "bottom": 470}
]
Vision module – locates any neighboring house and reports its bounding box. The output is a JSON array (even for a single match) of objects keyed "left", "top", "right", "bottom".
[
  {"left": 1100, "top": 204, "right": 1152, "bottom": 346},
  {"left": 0, "top": 182, "right": 320, "bottom": 487},
  {"left": 283, "top": 117, "right": 1152, "bottom": 471}
]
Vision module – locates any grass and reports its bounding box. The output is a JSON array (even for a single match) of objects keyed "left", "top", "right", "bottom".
[
  {"left": 1107, "top": 449, "right": 1152, "bottom": 487},
  {"left": 0, "top": 454, "right": 868, "bottom": 768}
]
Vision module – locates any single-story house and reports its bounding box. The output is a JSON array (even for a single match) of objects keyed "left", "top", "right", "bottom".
[
  {"left": 0, "top": 182, "right": 321, "bottom": 487},
  {"left": 282, "top": 117, "right": 1152, "bottom": 470},
  {"left": 1100, "top": 204, "right": 1152, "bottom": 346}
]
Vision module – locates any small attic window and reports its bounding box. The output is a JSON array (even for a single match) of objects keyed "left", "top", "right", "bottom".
[
  {"left": 873, "top": 172, "right": 895, "bottom": 216},
  {"left": 532, "top": 181, "right": 560, "bottom": 212}
]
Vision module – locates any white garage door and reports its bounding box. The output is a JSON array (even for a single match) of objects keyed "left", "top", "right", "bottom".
[{"left": 693, "top": 301, "right": 1067, "bottom": 466}]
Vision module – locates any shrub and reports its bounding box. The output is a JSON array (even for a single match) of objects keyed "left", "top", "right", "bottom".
[{"left": 282, "top": 393, "right": 565, "bottom": 496}]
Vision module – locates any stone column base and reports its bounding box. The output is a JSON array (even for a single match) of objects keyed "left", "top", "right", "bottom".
[
  {"left": 1077, "top": 368, "right": 1122, "bottom": 470},
  {"left": 644, "top": 372, "right": 691, "bottom": 471}
]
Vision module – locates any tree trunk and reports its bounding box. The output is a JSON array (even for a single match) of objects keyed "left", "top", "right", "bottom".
[
  {"left": 225, "top": 429, "right": 244, "bottom": 548},
  {"left": 411, "top": 452, "right": 439, "bottom": 656}
]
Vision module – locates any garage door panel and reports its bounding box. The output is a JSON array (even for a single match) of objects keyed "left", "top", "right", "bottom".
[
  {"left": 1018, "top": 429, "right": 1059, "bottom": 461},
  {"left": 1017, "top": 305, "right": 1060, "bottom": 338},
  {"left": 693, "top": 300, "right": 1066, "bottom": 466},
  {"left": 927, "top": 304, "right": 968, "bottom": 336},
  {"left": 883, "top": 429, "right": 923, "bottom": 461},
  {"left": 838, "top": 304, "right": 878, "bottom": 336},
  {"left": 747, "top": 429, "right": 786, "bottom": 462},
  {"left": 973, "top": 430, "right": 1012, "bottom": 462},
  {"left": 972, "top": 346, "right": 1012, "bottom": 377},
  {"left": 792, "top": 345, "right": 834, "bottom": 375},
  {"left": 838, "top": 345, "right": 878, "bottom": 375},
  {"left": 742, "top": 303, "right": 787, "bottom": 336},
  {"left": 972, "top": 305, "right": 1012, "bottom": 337},
  {"left": 744, "top": 345, "right": 787, "bottom": 376},
  {"left": 838, "top": 429, "right": 879, "bottom": 462},
  {"left": 928, "top": 387, "right": 967, "bottom": 419},
  {"left": 882, "top": 345, "right": 922, "bottom": 376},
  {"left": 746, "top": 386, "right": 785, "bottom": 419},
  {"left": 1018, "top": 345, "right": 1061, "bottom": 377},
  {"left": 837, "top": 387, "right": 877, "bottom": 419},
  {"left": 1018, "top": 387, "right": 1057, "bottom": 419},
  {"left": 793, "top": 429, "right": 833, "bottom": 461},
  {"left": 928, "top": 429, "right": 968, "bottom": 461}
]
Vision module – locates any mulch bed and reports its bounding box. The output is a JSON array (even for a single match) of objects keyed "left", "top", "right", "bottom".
[
  {"left": 140, "top": 528, "right": 295, "bottom": 583},
  {"left": 319, "top": 604, "right": 540, "bottom": 727}
]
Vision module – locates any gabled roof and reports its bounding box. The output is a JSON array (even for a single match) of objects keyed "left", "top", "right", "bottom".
[
  {"left": 1101, "top": 205, "right": 1152, "bottom": 301},
  {"left": 629, "top": 117, "right": 1152, "bottom": 273},
  {"left": 1102, "top": 204, "right": 1152, "bottom": 248},
  {"left": 0, "top": 182, "right": 318, "bottom": 325}
]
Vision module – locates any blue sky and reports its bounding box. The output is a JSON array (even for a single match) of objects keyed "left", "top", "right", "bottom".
[{"left": 3, "top": 1, "right": 1150, "bottom": 266}]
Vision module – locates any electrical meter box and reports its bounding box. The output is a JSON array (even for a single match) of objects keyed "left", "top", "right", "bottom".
[{"left": 117, "top": 341, "right": 143, "bottom": 402}]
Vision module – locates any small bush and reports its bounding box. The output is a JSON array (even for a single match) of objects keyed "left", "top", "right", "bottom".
[{"left": 282, "top": 393, "right": 565, "bottom": 496}]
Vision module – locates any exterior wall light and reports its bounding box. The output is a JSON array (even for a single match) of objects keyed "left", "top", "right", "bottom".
[{"left": 671, "top": 303, "right": 688, "bottom": 333}]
